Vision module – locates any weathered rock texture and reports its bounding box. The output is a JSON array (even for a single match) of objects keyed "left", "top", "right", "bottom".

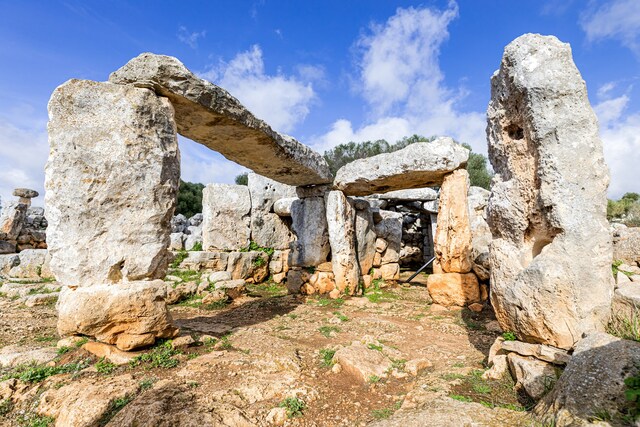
[
  {"left": 46, "top": 79, "right": 180, "bottom": 287},
  {"left": 326, "top": 191, "right": 360, "bottom": 294},
  {"left": 248, "top": 173, "right": 296, "bottom": 250},
  {"left": 109, "top": 53, "right": 331, "bottom": 186},
  {"left": 612, "top": 224, "right": 640, "bottom": 266},
  {"left": 434, "top": 170, "right": 473, "bottom": 274},
  {"left": 289, "top": 197, "right": 330, "bottom": 267},
  {"left": 334, "top": 137, "right": 468, "bottom": 196},
  {"left": 487, "top": 34, "right": 613, "bottom": 349},
  {"left": 202, "top": 184, "right": 251, "bottom": 251}
]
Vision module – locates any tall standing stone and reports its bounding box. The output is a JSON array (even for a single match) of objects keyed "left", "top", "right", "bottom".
[
  {"left": 487, "top": 34, "right": 613, "bottom": 349},
  {"left": 46, "top": 79, "right": 180, "bottom": 350},
  {"left": 248, "top": 173, "right": 296, "bottom": 250},
  {"left": 354, "top": 204, "right": 377, "bottom": 275},
  {"left": 202, "top": 184, "right": 251, "bottom": 251},
  {"left": 326, "top": 191, "right": 360, "bottom": 295},
  {"left": 289, "top": 197, "right": 330, "bottom": 267}
]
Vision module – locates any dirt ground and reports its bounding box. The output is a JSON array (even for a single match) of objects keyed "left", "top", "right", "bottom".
[{"left": 0, "top": 272, "right": 539, "bottom": 427}]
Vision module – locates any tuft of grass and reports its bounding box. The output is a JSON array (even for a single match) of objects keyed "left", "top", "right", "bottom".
[
  {"left": 368, "top": 375, "right": 381, "bottom": 384},
  {"left": 75, "top": 337, "right": 89, "bottom": 348},
  {"left": 129, "top": 341, "right": 180, "bottom": 369},
  {"left": 95, "top": 357, "right": 117, "bottom": 375},
  {"left": 2, "top": 359, "right": 90, "bottom": 383},
  {"left": 253, "top": 256, "right": 266, "bottom": 267},
  {"left": 371, "top": 400, "right": 402, "bottom": 420},
  {"left": 218, "top": 333, "right": 233, "bottom": 350},
  {"left": 170, "top": 250, "right": 188, "bottom": 268},
  {"left": 390, "top": 359, "right": 407, "bottom": 372},
  {"left": 17, "top": 414, "right": 55, "bottom": 427},
  {"left": 279, "top": 397, "right": 306, "bottom": 418},
  {"left": 318, "top": 326, "right": 340, "bottom": 338},
  {"left": 314, "top": 297, "right": 345, "bottom": 308},
  {"left": 0, "top": 398, "right": 13, "bottom": 415},
  {"left": 98, "top": 395, "right": 133, "bottom": 426},
  {"left": 450, "top": 394, "right": 473, "bottom": 402},
  {"left": 502, "top": 331, "right": 517, "bottom": 341},
  {"left": 166, "top": 269, "right": 201, "bottom": 283},
  {"left": 367, "top": 343, "right": 383, "bottom": 352},
  {"left": 138, "top": 377, "right": 156, "bottom": 391},
  {"left": 607, "top": 308, "right": 640, "bottom": 342},
  {"left": 27, "top": 285, "right": 58, "bottom": 295},
  {"left": 333, "top": 312, "right": 349, "bottom": 322},
  {"left": 624, "top": 369, "right": 640, "bottom": 421},
  {"left": 190, "top": 241, "right": 203, "bottom": 252},
  {"left": 240, "top": 241, "right": 275, "bottom": 256},
  {"left": 34, "top": 335, "right": 57, "bottom": 343},
  {"left": 319, "top": 348, "right": 336, "bottom": 367}
]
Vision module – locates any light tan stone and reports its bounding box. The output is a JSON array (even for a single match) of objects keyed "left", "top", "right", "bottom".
[
  {"left": 434, "top": 169, "right": 473, "bottom": 274},
  {"left": 326, "top": 191, "right": 360, "bottom": 295},
  {"left": 426, "top": 273, "right": 480, "bottom": 307},
  {"left": 202, "top": 184, "right": 251, "bottom": 251},
  {"left": 379, "top": 263, "right": 400, "bottom": 281}
]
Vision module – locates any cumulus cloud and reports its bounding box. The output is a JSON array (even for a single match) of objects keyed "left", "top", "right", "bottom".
[
  {"left": 581, "top": 0, "right": 640, "bottom": 54},
  {"left": 0, "top": 117, "right": 48, "bottom": 207},
  {"left": 199, "top": 45, "right": 316, "bottom": 134},
  {"left": 311, "top": 1, "right": 487, "bottom": 156},
  {"left": 177, "top": 26, "right": 206, "bottom": 49}
]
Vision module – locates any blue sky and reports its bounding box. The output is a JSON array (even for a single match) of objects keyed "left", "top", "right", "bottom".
[{"left": 1, "top": 0, "right": 639, "bottom": 206}]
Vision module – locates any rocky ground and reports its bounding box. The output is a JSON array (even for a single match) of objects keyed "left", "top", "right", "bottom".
[{"left": 0, "top": 272, "right": 538, "bottom": 427}]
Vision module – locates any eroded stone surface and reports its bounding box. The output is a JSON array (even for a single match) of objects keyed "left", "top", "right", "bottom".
[
  {"left": 426, "top": 273, "right": 480, "bottom": 307},
  {"left": 202, "top": 184, "right": 251, "bottom": 251},
  {"left": 487, "top": 34, "right": 613, "bottom": 349},
  {"left": 109, "top": 53, "right": 331, "bottom": 186},
  {"left": 326, "top": 191, "right": 359, "bottom": 295},
  {"left": 289, "top": 197, "right": 330, "bottom": 267},
  {"left": 46, "top": 79, "right": 180, "bottom": 287},
  {"left": 334, "top": 137, "right": 468, "bottom": 196},
  {"left": 248, "top": 173, "right": 296, "bottom": 250}
]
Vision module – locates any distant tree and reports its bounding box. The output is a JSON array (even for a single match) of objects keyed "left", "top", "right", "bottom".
[
  {"left": 608, "top": 192, "right": 640, "bottom": 226},
  {"left": 176, "top": 180, "right": 204, "bottom": 218},
  {"left": 235, "top": 173, "right": 248, "bottom": 186},
  {"left": 622, "top": 192, "right": 640, "bottom": 202},
  {"left": 323, "top": 134, "right": 433, "bottom": 177},
  {"left": 462, "top": 144, "right": 493, "bottom": 190}
]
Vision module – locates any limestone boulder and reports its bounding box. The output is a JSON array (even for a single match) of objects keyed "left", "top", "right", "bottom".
[
  {"left": 226, "top": 251, "right": 269, "bottom": 282},
  {"left": 375, "top": 211, "right": 403, "bottom": 264},
  {"left": 46, "top": 79, "right": 180, "bottom": 287},
  {"left": 507, "top": 353, "right": 557, "bottom": 401},
  {"left": 248, "top": 173, "right": 296, "bottom": 250},
  {"left": 273, "top": 197, "right": 297, "bottom": 216},
  {"left": 289, "top": 197, "right": 330, "bottom": 267},
  {"left": 535, "top": 333, "right": 640, "bottom": 426},
  {"left": 180, "top": 251, "right": 228, "bottom": 271},
  {"left": 434, "top": 170, "right": 473, "bottom": 273},
  {"left": 426, "top": 273, "right": 480, "bottom": 307},
  {"left": 0, "top": 202, "right": 26, "bottom": 240},
  {"left": 612, "top": 224, "right": 640, "bottom": 266},
  {"left": 57, "top": 281, "right": 178, "bottom": 351},
  {"left": 202, "top": 184, "right": 251, "bottom": 251},
  {"left": 354, "top": 204, "right": 377, "bottom": 274},
  {"left": 487, "top": 34, "right": 613, "bottom": 349},
  {"left": 7, "top": 249, "right": 52, "bottom": 279},
  {"left": 334, "top": 137, "right": 469, "bottom": 196},
  {"left": 109, "top": 53, "right": 331, "bottom": 186},
  {"left": 326, "top": 191, "right": 360, "bottom": 295},
  {"left": 375, "top": 188, "right": 438, "bottom": 202}
]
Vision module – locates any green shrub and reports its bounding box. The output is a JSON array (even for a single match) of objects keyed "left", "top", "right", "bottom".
[
  {"left": 129, "top": 341, "right": 180, "bottom": 369},
  {"left": 234, "top": 173, "right": 248, "bottom": 186},
  {"left": 190, "top": 241, "right": 203, "bottom": 252},
  {"left": 170, "top": 250, "right": 188, "bottom": 269},
  {"left": 319, "top": 348, "right": 336, "bottom": 367},
  {"left": 279, "top": 397, "right": 306, "bottom": 418},
  {"left": 502, "top": 331, "right": 517, "bottom": 341},
  {"left": 95, "top": 357, "right": 117, "bottom": 375},
  {"left": 176, "top": 180, "right": 204, "bottom": 218}
]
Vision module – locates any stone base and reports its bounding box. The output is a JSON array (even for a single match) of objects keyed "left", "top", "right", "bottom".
[
  {"left": 426, "top": 273, "right": 480, "bottom": 306},
  {"left": 57, "top": 280, "right": 178, "bottom": 351}
]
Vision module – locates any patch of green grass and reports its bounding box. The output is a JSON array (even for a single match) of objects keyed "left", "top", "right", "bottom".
[
  {"left": 247, "top": 281, "right": 286, "bottom": 297},
  {"left": 367, "top": 343, "right": 383, "bottom": 352},
  {"left": 390, "top": 359, "right": 407, "bottom": 372},
  {"left": 502, "top": 331, "right": 517, "bottom": 341},
  {"left": 129, "top": 341, "right": 180, "bottom": 369},
  {"left": 279, "top": 397, "right": 306, "bottom": 418},
  {"left": 449, "top": 369, "right": 534, "bottom": 412},
  {"left": 319, "top": 348, "right": 336, "bottom": 367},
  {"left": 624, "top": 369, "right": 640, "bottom": 421},
  {"left": 190, "top": 241, "right": 203, "bottom": 252},
  {"left": 371, "top": 400, "right": 402, "bottom": 420},
  {"left": 2, "top": 360, "right": 91, "bottom": 383},
  {"left": 287, "top": 313, "right": 298, "bottom": 319},
  {"left": 98, "top": 395, "right": 133, "bottom": 426},
  {"left": 95, "top": 357, "right": 117, "bottom": 375},
  {"left": 240, "top": 241, "right": 275, "bottom": 256},
  {"left": 318, "top": 326, "right": 340, "bottom": 338},
  {"left": 170, "top": 250, "right": 188, "bottom": 269},
  {"left": 472, "top": 383, "right": 492, "bottom": 394},
  {"left": 607, "top": 309, "right": 640, "bottom": 342},
  {"left": 452, "top": 361, "right": 465, "bottom": 368},
  {"left": 218, "top": 333, "right": 233, "bottom": 350},
  {"left": 441, "top": 373, "right": 465, "bottom": 381},
  {"left": 365, "top": 280, "right": 398, "bottom": 303},
  {"left": 27, "top": 285, "right": 57, "bottom": 295},
  {"left": 314, "top": 297, "right": 345, "bottom": 308},
  {"left": 138, "top": 377, "right": 156, "bottom": 391},
  {"left": 17, "top": 413, "right": 55, "bottom": 427},
  {"left": 34, "top": 335, "right": 57, "bottom": 343},
  {"left": 75, "top": 337, "right": 89, "bottom": 348},
  {"left": 333, "top": 312, "right": 349, "bottom": 322},
  {"left": 0, "top": 398, "right": 13, "bottom": 415},
  {"left": 450, "top": 394, "right": 473, "bottom": 402},
  {"left": 253, "top": 256, "right": 266, "bottom": 267},
  {"left": 56, "top": 346, "right": 71, "bottom": 356},
  {"left": 166, "top": 269, "right": 201, "bottom": 282},
  {"left": 368, "top": 375, "right": 381, "bottom": 384}
]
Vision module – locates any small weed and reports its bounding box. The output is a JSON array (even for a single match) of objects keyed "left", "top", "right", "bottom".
[
  {"left": 472, "top": 383, "right": 491, "bottom": 394},
  {"left": 34, "top": 335, "right": 56, "bottom": 343},
  {"left": 240, "top": 241, "right": 275, "bottom": 256},
  {"left": 2, "top": 360, "right": 90, "bottom": 383},
  {"left": 367, "top": 343, "right": 383, "bottom": 352},
  {"left": 95, "top": 357, "right": 117, "bottom": 375},
  {"left": 170, "top": 250, "right": 188, "bottom": 268},
  {"left": 166, "top": 269, "right": 201, "bottom": 283},
  {"left": 129, "top": 341, "right": 180, "bottom": 369},
  {"left": 368, "top": 375, "right": 381, "bottom": 384},
  {"left": 218, "top": 334, "right": 233, "bottom": 350},
  {"left": 0, "top": 398, "right": 12, "bottom": 415},
  {"left": 624, "top": 369, "right": 640, "bottom": 420},
  {"left": 27, "top": 286, "right": 57, "bottom": 295},
  {"left": 391, "top": 359, "right": 407, "bottom": 371},
  {"left": 441, "top": 373, "right": 465, "bottom": 381},
  {"left": 450, "top": 394, "right": 473, "bottom": 402},
  {"left": 333, "top": 312, "right": 349, "bottom": 322},
  {"left": 17, "top": 413, "right": 55, "bottom": 427},
  {"left": 56, "top": 346, "right": 71, "bottom": 356},
  {"left": 453, "top": 361, "right": 465, "bottom": 368},
  {"left": 502, "top": 331, "right": 517, "bottom": 341},
  {"left": 253, "top": 256, "right": 266, "bottom": 267},
  {"left": 279, "top": 397, "right": 306, "bottom": 418},
  {"left": 318, "top": 326, "right": 340, "bottom": 338},
  {"left": 315, "top": 297, "right": 344, "bottom": 308},
  {"left": 98, "top": 395, "right": 133, "bottom": 426},
  {"left": 371, "top": 400, "right": 402, "bottom": 420},
  {"left": 287, "top": 314, "right": 298, "bottom": 319},
  {"left": 589, "top": 409, "right": 612, "bottom": 422},
  {"left": 139, "top": 377, "right": 156, "bottom": 391},
  {"left": 75, "top": 337, "right": 89, "bottom": 347},
  {"left": 319, "top": 348, "right": 336, "bottom": 367},
  {"left": 607, "top": 308, "right": 640, "bottom": 342},
  {"left": 190, "top": 241, "right": 203, "bottom": 252},
  {"left": 187, "top": 381, "right": 200, "bottom": 388}
]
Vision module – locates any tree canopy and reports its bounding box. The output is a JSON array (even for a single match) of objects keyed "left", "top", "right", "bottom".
[
  {"left": 176, "top": 180, "right": 204, "bottom": 218},
  {"left": 608, "top": 192, "right": 640, "bottom": 226}
]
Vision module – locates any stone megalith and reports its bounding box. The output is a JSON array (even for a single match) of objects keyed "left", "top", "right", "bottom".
[
  {"left": 326, "top": 191, "right": 360, "bottom": 295},
  {"left": 289, "top": 197, "right": 330, "bottom": 267},
  {"left": 109, "top": 53, "right": 332, "bottom": 187},
  {"left": 487, "top": 34, "right": 613, "bottom": 349},
  {"left": 202, "top": 184, "right": 251, "bottom": 251},
  {"left": 46, "top": 79, "right": 180, "bottom": 350},
  {"left": 333, "top": 137, "right": 468, "bottom": 196},
  {"left": 248, "top": 173, "right": 296, "bottom": 250}
]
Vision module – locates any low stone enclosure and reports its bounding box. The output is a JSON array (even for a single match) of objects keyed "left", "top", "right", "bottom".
[{"left": 28, "top": 33, "right": 638, "bottom": 423}]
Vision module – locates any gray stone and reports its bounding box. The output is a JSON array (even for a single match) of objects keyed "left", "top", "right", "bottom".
[
  {"left": 169, "top": 233, "right": 185, "bottom": 251},
  {"left": 326, "top": 191, "right": 360, "bottom": 295},
  {"left": 289, "top": 197, "right": 330, "bottom": 267},
  {"left": 13, "top": 188, "right": 39, "bottom": 199},
  {"left": 375, "top": 188, "right": 438, "bottom": 202},
  {"left": 183, "top": 225, "right": 202, "bottom": 251},
  {"left": 171, "top": 214, "right": 188, "bottom": 234},
  {"left": 355, "top": 206, "right": 377, "bottom": 274},
  {"left": 202, "top": 184, "right": 251, "bottom": 251},
  {"left": 501, "top": 340, "right": 571, "bottom": 365},
  {"left": 0, "top": 240, "right": 16, "bottom": 255},
  {"left": 507, "top": 353, "right": 557, "bottom": 401},
  {"left": 487, "top": 34, "right": 613, "bottom": 350},
  {"left": 612, "top": 224, "right": 640, "bottom": 266},
  {"left": 535, "top": 332, "right": 640, "bottom": 426},
  {"left": 423, "top": 200, "right": 438, "bottom": 213},
  {"left": 46, "top": 79, "right": 180, "bottom": 287},
  {"left": 0, "top": 254, "right": 19, "bottom": 277},
  {"left": 0, "top": 202, "right": 26, "bottom": 240},
  {"left": 188, "top": 213, "right": 203, "bottom": 227},
  {"left": 8, "top": 249, "right": 50, "bottom": 279},
  {"left": 214, "top": 279, "right": 246, "bottom": 299},
  {"left": 109, "top": 53, "right": 331, "bottom": 186},
  {"left": 334, "top": 137, "right": 469, "bottom": 196},
  {"left": 208, "top": 271, "right": 232, "bottom": 283},
  {"left": 375, "top": 211, "right": 402, "bottom": 264},
  {"left": 248, "top": 173, "right": 296, "bottom": 250},
  {"left": 0, "top": 345, "right": 57, "bottom": 368},
  {"left": 273, "top": 197, "right": 298, "bottom": 217}
]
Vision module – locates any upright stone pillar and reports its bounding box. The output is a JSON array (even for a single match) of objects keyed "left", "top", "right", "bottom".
[
  {"left": 326, "top": 191, "right": 360, "bottom": 295},
  {"left": 46, "top": 79, "right": 180, "bottom": 350},
  {"left": 202, "top": 184, "right": 251, "bottom": 251},
  {"left": 487, "top": 34, "right": 613, "bottom": 349}
]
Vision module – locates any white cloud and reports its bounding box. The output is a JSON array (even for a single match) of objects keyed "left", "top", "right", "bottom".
[
  {"left": 199, "top": 45, "right": 316, "bottom": 134},
  {"left": 581, "top": 0, "right": 640, "bottom": 54},
  {"left": 177, "top": 26, "right": 206, "bottom": 49},
  {"left": 0, "top": 118, "right": 48, "bottom": 208},
  {"left": 312, "top": 1, "right": 487, "bottom": 156}
]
